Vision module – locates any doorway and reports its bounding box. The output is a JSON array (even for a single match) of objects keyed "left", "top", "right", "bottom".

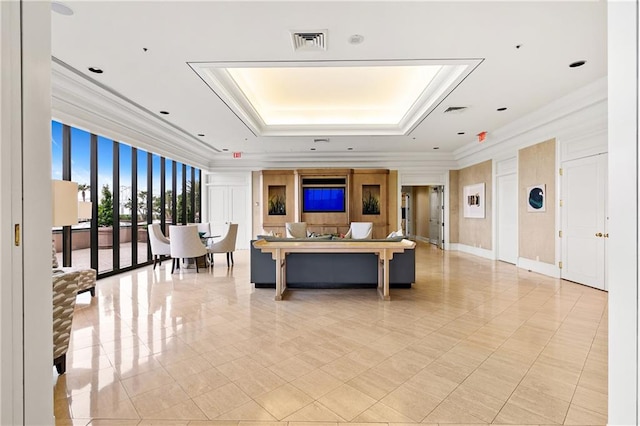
[
  {"left": 561, "top": 153, "right": 608, "bottom": 290},
  {"left": 401, "top": 185, "right": 444, "bottom": 248},
  {"left": 496, "top": 173, "right": 518, "bottom": 264}
]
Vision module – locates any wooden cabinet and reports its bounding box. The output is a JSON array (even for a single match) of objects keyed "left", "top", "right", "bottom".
[
  {"left": 261, "top": 170, "right": 295, "bottom": 236},
  {"left": 298, "top": 169, "right": 350, "bottom": 234},
  {"left": 258, "top": 169, "right": 393, "bottom": 238},
  {"left": 350, "top": 169, "right": 389, "bottom": 238}
]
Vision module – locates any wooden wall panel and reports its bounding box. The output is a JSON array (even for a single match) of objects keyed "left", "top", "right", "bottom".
[
  {"left": 456, "top": 160, "right": 492, "bottom": 249},
  {"left": 518, "top": 138, "right": 556, "bottom": 264}
]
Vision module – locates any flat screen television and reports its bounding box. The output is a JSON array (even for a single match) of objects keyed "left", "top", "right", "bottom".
[{"left": 302, "top": 187, "right": 345, "bottom": 212}]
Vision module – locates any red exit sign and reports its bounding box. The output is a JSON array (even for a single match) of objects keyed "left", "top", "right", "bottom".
[{"left": 232, "top": 152, "right": 242, "bottom": 158}]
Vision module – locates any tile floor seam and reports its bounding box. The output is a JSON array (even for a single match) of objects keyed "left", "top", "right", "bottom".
[
  {"left": 56, "top": 246, "right": 607, "bottom": 426},
  {"left": 489, "top": 285, "right": 592, "bottom": 424},
  {"left": 561, "top": 295, "right": 609, "bottom": 424},
  {"left": 412, "top": 273, "right": 552, "bottom": 423}
]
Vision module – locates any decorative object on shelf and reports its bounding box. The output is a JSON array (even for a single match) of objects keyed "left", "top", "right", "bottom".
[
  {"left": 362, "top": 185, "right": 380, "bottom": 215},
  {"left": 527, "top": 184, "right": 546, "bottom": 212},
  {"left": 463, "top": 182, "right": 485, "bottom": 218},
  {"left": 267, "top": 185, "right": 286, "bottom": 215},
  {"left": 268, "top": 194, "right": 286, "bottom": 215}
]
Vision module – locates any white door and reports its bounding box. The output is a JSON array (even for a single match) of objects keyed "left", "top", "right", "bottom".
[
  {"left": 230, "top": 186, "right": 248, "bottom": 249},
  {"left": 208, "top": 185, "right": 250, "bottom": 249},
  {"left": 497, "top": 173, "right": 518, "bottom": 264},
  {"left": 402, "top": 193, "right": 411, "bottom": 236},
  {"left": 561, "top": 154, "right": 607, "bottom": 290}
]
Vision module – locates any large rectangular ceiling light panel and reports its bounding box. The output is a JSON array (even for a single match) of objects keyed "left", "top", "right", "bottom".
[{"left": 190, "top": 59, "right": 481, "bottom": 136}]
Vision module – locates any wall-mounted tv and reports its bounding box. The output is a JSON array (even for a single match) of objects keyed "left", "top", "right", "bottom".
[{"left": 302, "top": 187, "right": 345, "bottom": 212}]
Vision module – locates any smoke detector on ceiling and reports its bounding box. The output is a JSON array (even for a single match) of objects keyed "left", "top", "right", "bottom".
[{"left": 291, "top": 30, "right": 327, "bottom": 51}]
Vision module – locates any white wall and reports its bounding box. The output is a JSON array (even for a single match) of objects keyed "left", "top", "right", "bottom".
[
  {"left": 608, "top": 1, "right": 639, "bottom": 424},
  {"left": 0, "top": 1, "right": 54, "bottom": 424}
]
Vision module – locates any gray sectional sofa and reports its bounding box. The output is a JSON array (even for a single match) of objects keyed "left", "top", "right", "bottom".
[{"left": 250, "top": 237, "right": 415, "bottom": 289}]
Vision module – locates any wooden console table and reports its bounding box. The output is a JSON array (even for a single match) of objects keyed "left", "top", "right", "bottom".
[{"left": 252, "top": 238, "right": 416, "bottom": 301}]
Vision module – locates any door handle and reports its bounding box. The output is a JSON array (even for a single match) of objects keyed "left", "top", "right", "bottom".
[
  {"left": 604, "top": 233, "right": 609, "bottom": 238},
  {"left": 595, "top": 232, "right": 603, "bottom": 237}
]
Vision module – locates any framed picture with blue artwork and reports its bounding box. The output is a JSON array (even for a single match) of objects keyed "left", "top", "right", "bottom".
[{"left": 527, "top": 184, "right": 545, "bottom": 212}]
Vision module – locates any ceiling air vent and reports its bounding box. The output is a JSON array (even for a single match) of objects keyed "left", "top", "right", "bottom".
[
  {"left": 444, "top": 106, "right": 468, "bottom": 114},
  {"left": 291, "top": 30, "right": 327, "bottom": 51},
  {"left": 313, "top": 138, "right": 330, "bottom": 143}
]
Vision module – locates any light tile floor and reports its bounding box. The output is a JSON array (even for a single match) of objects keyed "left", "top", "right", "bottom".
[{"left": 54, "top": 242, "right": 608, "bottom": 426}]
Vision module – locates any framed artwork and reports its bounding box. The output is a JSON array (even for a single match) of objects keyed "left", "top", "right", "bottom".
[
  {"left": 463, "top": 183, "right": 485, "bottom": 218},
  {"left": 527, "top": 184, "right": 546, "bottom": 212}
]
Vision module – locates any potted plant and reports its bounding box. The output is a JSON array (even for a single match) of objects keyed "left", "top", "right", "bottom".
[
  {"left": 362, "top": 190, "right": 380, "bottom": 215},
  {"left": 97, "top": 184, "right": 114, "bottom": 248},
  {"left": 268, "top": 194, "right": 286, "bottom": 215}
]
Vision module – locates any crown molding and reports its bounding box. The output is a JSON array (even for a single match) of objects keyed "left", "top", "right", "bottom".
[
  {"left": 453, "top": 77, "right": 607, "bottom": 169},
  {"left": 51, "top": 58, "right": 217, "bottom": 169}
]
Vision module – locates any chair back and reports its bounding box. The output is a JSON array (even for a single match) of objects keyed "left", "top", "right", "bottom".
[
  {"left": 169, "top": 225, "right": 208, "bottom": 258},
  {"left": 209, "top": 223, "right": 238, "bottom": 253},
  {"left": 52, "top": 271, "right": 79, "bottom": 368},
  {"left": 349, "top": 222, "right": 373, "bottom": 239},
  {"left": 286, "top": 222, "right": 307, "bottom": 238},
  {"left": 148, "top": 223, "right": 171, "bottom": 255}
]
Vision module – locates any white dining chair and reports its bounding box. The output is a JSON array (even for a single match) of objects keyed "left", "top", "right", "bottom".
[
  {"left": 148, "top": 223, "right": 171, "bottom": 269},
  {"left": 207, "top": 223, "right": 238, "bottom": 267},
  {"left": 346, "top": 222, "right": 373, "bottom": 239},
  {"left": 169, "top": 225, "right": 208, "bottom": 273}
]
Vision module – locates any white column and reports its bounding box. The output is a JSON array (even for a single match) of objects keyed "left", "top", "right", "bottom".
[
  {"left": 1, "top": 1, "right": 53, "bottom": 425},
  {"left": 608, "top": 1, "right": 639, "bottom": 424}
]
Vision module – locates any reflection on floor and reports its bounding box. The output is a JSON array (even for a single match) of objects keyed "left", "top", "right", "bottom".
[{"left": 54, "top": 242, "right": 608, "bottom": 426}]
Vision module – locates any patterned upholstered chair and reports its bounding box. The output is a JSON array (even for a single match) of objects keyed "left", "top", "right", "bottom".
[
  {"left": 52, "top": 241, "right": 97, "bottom": 296},
  {"left": 53, "top": 270, "right": 79, "bottom": 374}
]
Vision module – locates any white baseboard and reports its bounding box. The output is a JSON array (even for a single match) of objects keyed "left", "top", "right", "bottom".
[
  {"left": 517, "top": 257, "right": 561, "bottom": 278},
  {"left": 452, "top": 243, "right": 494, "bottom": 260}
]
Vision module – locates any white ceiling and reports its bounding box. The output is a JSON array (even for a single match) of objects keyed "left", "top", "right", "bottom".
[{"left": 50, "top": 1, "right": 607, "bottom": 168}]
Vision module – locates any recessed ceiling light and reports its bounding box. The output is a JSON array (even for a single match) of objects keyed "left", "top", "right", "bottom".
[
  {"left": 569, "top": 60, "right": 586, "bottom": 68},
  {"left": 310, "top": 148, "right": 316, "bottom": 151},
  {"left": 88, "top": 67, "right": 103, "bottom": 74},
  {"left": 457, "top": 132, "right": 465, "bottom": 135},
  {"left": 222, "top": 148, "right": 229, "bottom": 151},
  {"left": 497, "top": 107, "right": 507, "bottom": 111},
  {"left": 515, "top": 44, "right": 523, "bottom": 49},
  {"left": 142, "top": 48, "right": 148, "bottom": 52},
  {"left": 197, "top": 134, "right": 205, "bottom": 137},
  {"left": 348, "top": 34, "right": 364, "bottom": 45},
  {"left": 433, "top": 147, "right": 440, "bottom": 150},
  {"left": 159, "top": 111, "right": 169, "bottom": 115},
  {"left": 51, "top": 2, "right": 74, "bottom": 16},
  {"left": 347, "top": 147, "right": 353, "bottom": 151}
]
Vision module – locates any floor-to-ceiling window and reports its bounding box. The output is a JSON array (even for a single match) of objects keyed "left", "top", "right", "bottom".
[
  {"left": 70, "top": 127, "right": 92, "bottom": 270},
  {"left": 97, "top": 135, "right": 114, "bottom": 274},
  {"left": 119, "top": 143, "right": 132, "bottom": 269},
  {"left": 137, "top": 149, "right": 149, "bottom": 265},
  {"left": 50, "top": 120, "right": 202, "bottom": 278}
]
